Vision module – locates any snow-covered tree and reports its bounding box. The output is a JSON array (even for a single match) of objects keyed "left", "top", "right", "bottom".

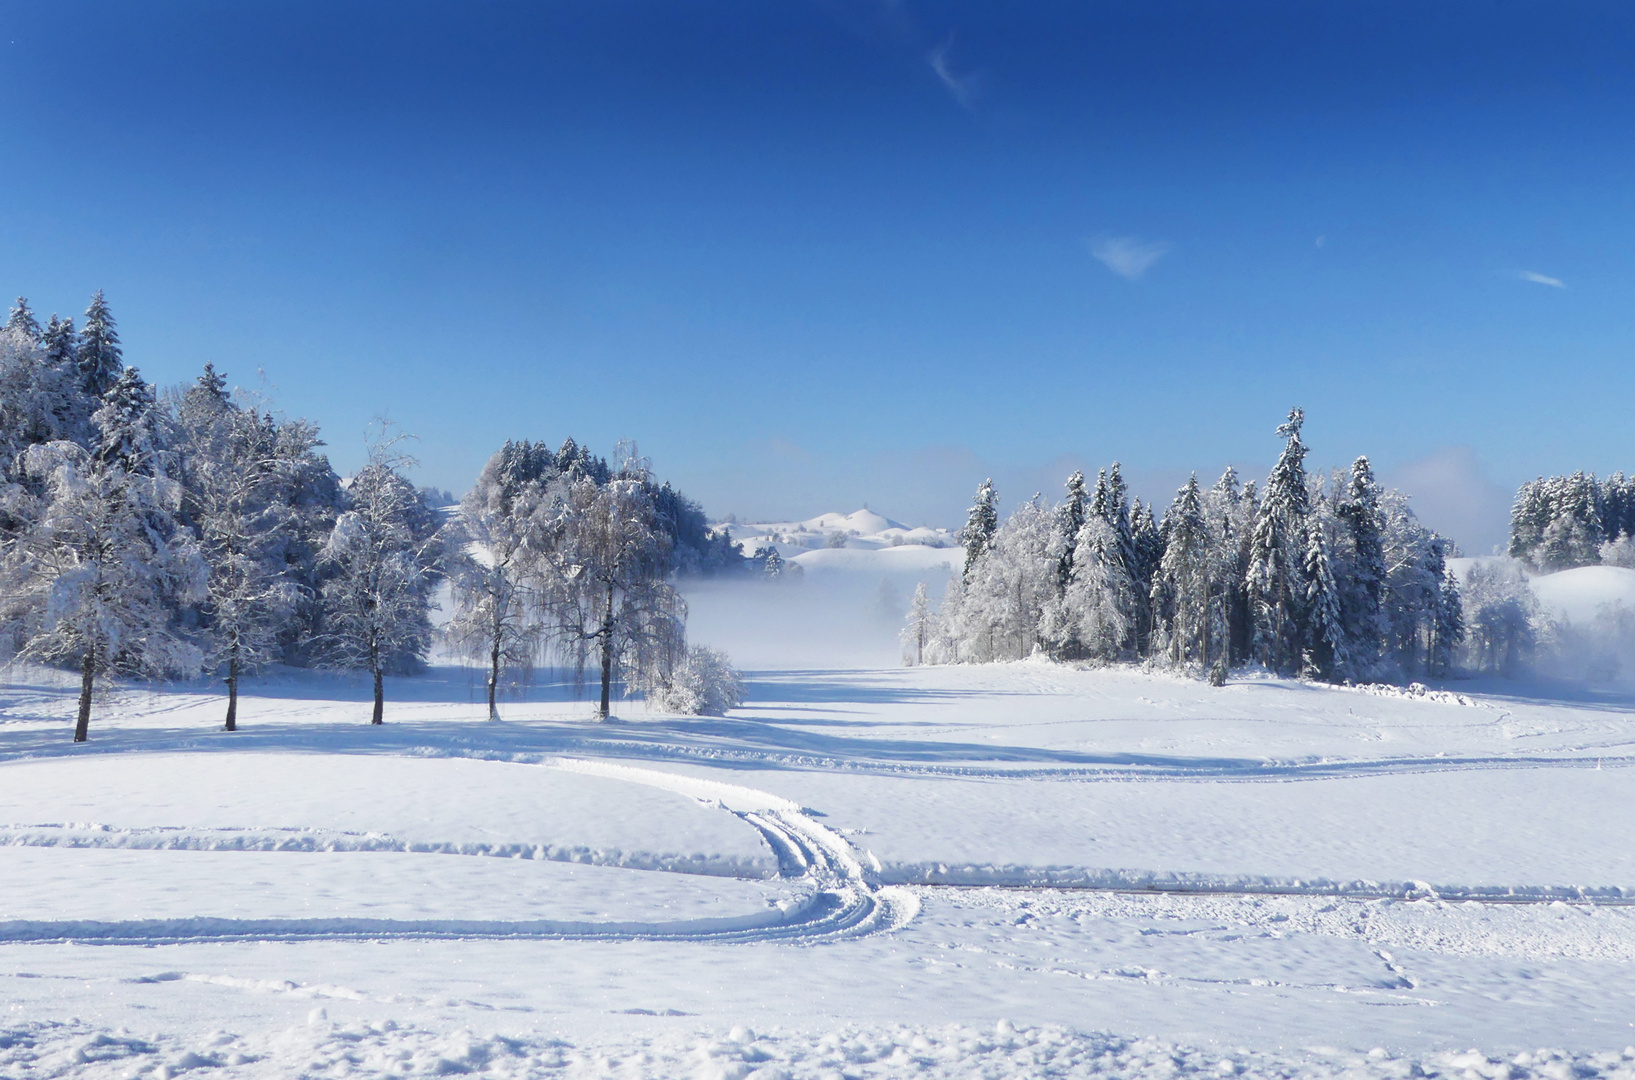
[
  {"left": 172, "top": 366, "right": 301, "bottom": 730},
  {"left": 5, "top": 298, "right": 40, "bottom": 342},
  {"left": 960, "top": 494, "right": 1063, "bottom": 662},
  {"left": 901, "top": 581, "right": 934, "bottom": 665},
  {"left": 8, "top": 369, "right": 204, "bottom": 741},
  {"left": 962, "top": 479, "right": 998, "bottom": 583},
  {"left": 1461, "top": 561, "right": 1537, "bottom": 675},
  {"left": 1301, "top": 515, "right": 1349, "bottom": 681},
  {"left": 1428, "top": 568, "right": 1465, "bottom": 677},
  {"left": 1601, "top": 533, "right": 1635, "bottom": 569},
  {"left": 1334, "top": 456, "right": 1389, "bottom": 676},
  {"left": 648, "top": 645, "right": 743, "bottom": 715},
  {"left": 1152, "top": 476, "right": 1212, "bottom": 668},
  {"left": 1058, "top": 515, "right": 1134, "bottom": 662},
  {"left": 318, "top": 430, "right": 441, "bottom": 724},
  {"left": 1247, "top": 408, "right": 1311, "bottom": 672},
  {"left": 1056, "top": 470, "right": 1088, "bottom": 587},
  {"left": 77, "top": 291, "right": 123, "bottom": 399},
  {"left": 536, "top": 447, "right": 686, "bottom": 719},
  {"left": 446, "top": 442, "right": 553, "bottom": 720},
  {"left": 0, "top": 318, "right": 84, "bottom": 488}
]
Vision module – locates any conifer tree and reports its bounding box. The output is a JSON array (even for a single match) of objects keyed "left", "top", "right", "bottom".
[
  {"left": 77, "top": 291, "right": 123, "bottom": 399},
  {"left": 1129, "top": 500, "right": 1163, "bottom": 656},
  {"left": 1153, "top": 476, "right": 1211, "bottom": 667},
  {"left": 1337, "top": 456, "right": 1388, "bottom": 675},
  {"left": 1056, "top": 470, "right": 1088, "bottom": 588},
  {"left": 962, "top": 479, "right": 998, "bottom": 583},
  {"left": 1247, "top": 407, "right": 1311, "bottom": 672},
  {"left": 1302, "top": 518, "right": 1348, "bottom": 681},
  {"left": 5, "top": 298, "right": 40, "bottom": 341}
]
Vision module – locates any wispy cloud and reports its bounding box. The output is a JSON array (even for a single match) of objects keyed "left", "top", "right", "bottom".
[
  {"left": 1091, "top": 237, "right": 1172, "bottom": 280},
  {"left": 928, "top": 36, "right": 980, "bottom": 109},
  {"left": 1515, "top": 269, "right": 1566, "bottom": 289}
]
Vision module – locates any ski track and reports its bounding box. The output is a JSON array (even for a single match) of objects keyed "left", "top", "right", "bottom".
[{"left": 0, "top": 756, "right": 919, "bottom": 948}]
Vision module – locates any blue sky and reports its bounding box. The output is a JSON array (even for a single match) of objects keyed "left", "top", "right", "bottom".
[{"left": 2, "top": 1, "right": 1631, "bottom": 550}]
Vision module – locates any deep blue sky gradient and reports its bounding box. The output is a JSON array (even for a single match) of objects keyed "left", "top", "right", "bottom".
[{"left": 2, "top": 1, "right": 1631, "bottom": 547}]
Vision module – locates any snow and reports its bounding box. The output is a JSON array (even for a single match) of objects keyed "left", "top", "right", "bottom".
[
  {"left": 717, "top": 506, "right": 959, "bottom": 556},
  {"left": 1531, "top": 565, "right": 1635, "bottom": 624},
  {"left": 8, "top": 589, "right": 1635, "bottom": 1075},
  {"left": 788, "top": 543, "right": 961, "bottom": 576}
]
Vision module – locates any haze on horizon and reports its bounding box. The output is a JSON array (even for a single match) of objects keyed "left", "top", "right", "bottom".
[{"left": 3, "top": 1, "right": 1631, "bottom": 554}]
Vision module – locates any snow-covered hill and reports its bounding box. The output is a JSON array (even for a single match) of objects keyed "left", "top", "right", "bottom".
[
  {"left": 1530, "top": 564, "right": 1635, "bottom": 624},
  {"left": 717, "top": 508, "right": 958, "bottom": 555}
]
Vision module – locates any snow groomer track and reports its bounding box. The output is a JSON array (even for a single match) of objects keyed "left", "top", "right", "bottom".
[{"left": 0, "top": 756, "right": 920, "bottom": 947}]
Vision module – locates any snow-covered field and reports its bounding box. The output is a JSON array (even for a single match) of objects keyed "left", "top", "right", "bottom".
[{"left": 6, "top": 579, "right": 1635, "bottom": 1077}]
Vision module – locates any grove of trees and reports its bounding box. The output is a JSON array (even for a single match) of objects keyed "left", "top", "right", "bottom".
[
  {"left": 0, "top": 294, "right": 744, "bottom": 739},
  {"left": 907, "top": 409, "right": 1467, "bottom": 684}
]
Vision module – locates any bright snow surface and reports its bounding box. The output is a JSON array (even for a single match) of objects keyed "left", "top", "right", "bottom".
[{"left": 6, "top": 641, "right": 1635, "bottom": 1075}]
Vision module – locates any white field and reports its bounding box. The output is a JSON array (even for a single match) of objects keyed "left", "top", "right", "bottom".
[{"left": 5, "top": 561, "right": 1635, "bottom": 1078}]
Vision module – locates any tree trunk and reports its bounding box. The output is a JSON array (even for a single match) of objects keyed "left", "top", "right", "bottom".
[
  {"left": 372, "top": 667, "right": 384, "bottom": 725},
  {"left": 488, "top": 638, "right": 501, "bottom": 721},
  {"left": 598, "top": 586, "right": 615, "bottom": 720},
  {"left": 74, "top": 649, "right": 94, "bottom": 743},
  {"left": 225, "top": 644, "right": 239, "bottom": 732}
]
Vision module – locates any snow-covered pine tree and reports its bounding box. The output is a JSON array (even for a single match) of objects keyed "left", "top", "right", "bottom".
[
  {"left": 1206, "top": 467, "right": 1252, "bottom": 667},
  {"left": 5, "top": 298, "right": 40, "bottom": 342},
  {"left": 1056, "top": 471, "right": 1088, "bottom": 588},
  {"left": 318, "top": 429, "right": 441, "bottom": 724},
  {"left": 1429, "top": 567, "right": 1465, "bottom": 677},
  {"left": 1336, "top": 456, "right": 1388, "bottom": 676},
  {"left": 76, "top": 291, "right": 123, "bottom": 399},
  {"left": 1538, "top": 473, "right": 1603, "bottom": 570},
  {"left": 1104, "top": 464, "right": 1138, "bottom": 585},
  {"left": 1603, "top": 473, "right": 1635, "bottom": 546},
  {"left": 42, "top": 315, "right": 76, "bottom": 369},
  {"left": 11, "top": 368, "right": 204, "bottom": 741},
  {"left": 1153, "top": 476, "right": 1211, "bottom": 668},
  {"left": 0, "top": 317, "right": 84, "bottom": 487},
  {"left": 1058, "top": 515, "right": 1134, "bottom": 662},
  {"left": 1129, "top": 499, "right": 1163, "bottom": 657},
  {"left": 962, "top": 479, "right": 999, "bottom": 583},
  {"left": 1247, "top": 408, "right": 1311, "bottom": 673},
  {"left": 1301, "top": 513, "right": 1348, "bottom": 682}
]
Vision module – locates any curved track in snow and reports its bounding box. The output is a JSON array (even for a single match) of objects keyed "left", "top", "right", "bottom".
[{"left": 0, "top": 757, "right": 919, "bottom": 947}]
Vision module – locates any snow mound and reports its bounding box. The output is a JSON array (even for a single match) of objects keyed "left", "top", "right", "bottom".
[
  {"left": 1529, "top": 565, "right": 1635, "bottom": 624},
  {"left": 717, "top": 507, "right": 958, "bottom": 556},
  {"left": 801, "top": 508, "right": 904, "bottom": 534}
]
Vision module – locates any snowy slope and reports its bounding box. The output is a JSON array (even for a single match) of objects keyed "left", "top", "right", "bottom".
[
  {"left": 1530, "top": 564, "right": 1635, "bottom": 623},
  {"left": 6, "top": 660, "right": 1635, "bottom": 1072}
]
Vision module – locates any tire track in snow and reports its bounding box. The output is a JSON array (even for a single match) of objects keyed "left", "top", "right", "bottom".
[{"left": 0, "top": 757, "right": 919, "bottom": 947}]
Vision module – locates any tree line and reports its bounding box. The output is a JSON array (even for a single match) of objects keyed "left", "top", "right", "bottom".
[
  {"left": 0, "top": 295, "right": 743, "bottom": 740},
  {"left": 904, "top": 409, "right": 1466, "bottom": 683},
  {"left": 1509, "top": 471, "right": 1635, "bottom": 571}
]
